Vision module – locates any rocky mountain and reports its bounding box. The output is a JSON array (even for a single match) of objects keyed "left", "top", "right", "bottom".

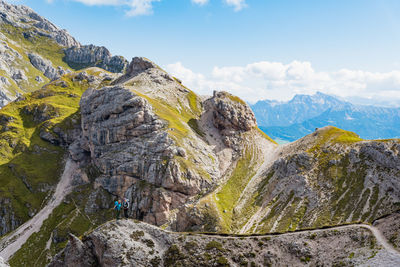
[
  {"left": 64, "top": 45, "right": 128, "bottom": 73},
  {"left": 0, "top": 0, "right": 128, "bottom": 108},
  {"left": 0, "top": 1, "right": 399, "bottom": 266},
  {"left": 252, "top": 92, "right": 344, "bottom": 127},
  {"left": 252, "top": 92, "right": 400, "bottom": 142},
  {"left": 0, "top": 54, "right": 275, "bottom": 265},
  {"left": 49, "top": 219, "right": 400, "bottom": 267}
]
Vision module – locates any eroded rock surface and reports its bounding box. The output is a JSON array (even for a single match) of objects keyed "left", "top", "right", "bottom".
[
  {"left": 28, "top": 53, "right": 67, "bottom": 80},
  {"left": 64, "top": 45, "right": 128, "bottom": 73},
  {"left": 0, "top": 1, "right": 79, "bottom": 47},
  {"left": 49, "top": 219, "right": 396, "bottom": 267}
]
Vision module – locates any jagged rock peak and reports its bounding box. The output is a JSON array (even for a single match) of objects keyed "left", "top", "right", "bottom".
[
  {"left": 127, "top": 56, "right": 159, "bottom": 76},
  {"left": 0, "top": 0, "right": 79, "bottom": 47},
  {"left": 112, "top": 56, "right": 174, "bottom": 85},
  {"left": 64, "top": 45, "right": 129, "bottom": 73}
]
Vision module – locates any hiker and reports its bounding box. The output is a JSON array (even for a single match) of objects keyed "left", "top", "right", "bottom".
[
  {"left": 123, "top": 198, "right": 130, "bottom": 219},
  {"left": 113, "top": 199, "right": 122, "bottom": 221}
]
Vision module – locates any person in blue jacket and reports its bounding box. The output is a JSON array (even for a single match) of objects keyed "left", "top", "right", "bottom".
[{"left": 113, "top": 199, "right": 122, "bottom": 221}]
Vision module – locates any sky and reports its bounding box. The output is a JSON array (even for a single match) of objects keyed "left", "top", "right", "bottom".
[{"left": 7, "top": 0, "right": 400, "bottom": 106}]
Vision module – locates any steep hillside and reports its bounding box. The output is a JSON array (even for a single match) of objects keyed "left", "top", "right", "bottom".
[
  {"left": 252, "top": 92, "right": 400, "bottom": 142},
  {"left": 0, "top": 0, "right": 127, "bottom": 108},
  {"left": 0, "top": 68, "right": 117, "bottom": 236},
  {"left": 237, "top": 127, "right": 400, "bottom": 234}
]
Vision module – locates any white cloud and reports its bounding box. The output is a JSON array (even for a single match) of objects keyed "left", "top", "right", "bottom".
[
  {"left": 165, "top": 61, "right": 400, "bottom": 106},
  {"left": 45, "top": 0, "right": 246, "bottom": 15},
  {"left": 51, "top": 0, "right": 161, "bottom": 16},
  {"left": 192, "top": 0, "right": 208, "bottom": 6},
  {"left": 224, "top": 0, "right": 247, "bottom": 11}
]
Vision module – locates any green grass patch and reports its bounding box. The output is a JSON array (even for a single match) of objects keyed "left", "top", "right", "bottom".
[
  {"left": 308, "top": 126, "right": 362, "bottom": 153},
  {"left": 0, "top": 71, "right": 104, "bottom": 238},
  {"left": 214, "top": 145, "right": 258, "bottom": 231}
]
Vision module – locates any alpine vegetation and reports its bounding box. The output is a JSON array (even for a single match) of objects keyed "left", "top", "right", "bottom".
[{"left": 0, "top": 1, "right": 399, "bottom": 266}]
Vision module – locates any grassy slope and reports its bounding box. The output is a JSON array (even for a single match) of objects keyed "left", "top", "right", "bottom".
[
  {"left": 9, "top": 185, "right": 114, "bottom": 267},
  {"left": 0, "top": 23, "right": 73, "bottom": 98},
  {"left": 0, "top": 73, "right": 94, "bottom": 230},
  {"left": 0, "top": 70, "right": 116, "bottom": 267},
  {"left": 239, "top": 127, "right": 400, "bottom": 234}
]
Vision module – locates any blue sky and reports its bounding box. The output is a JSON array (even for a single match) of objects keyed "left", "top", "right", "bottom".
[{"left": 7, "top": 0, "right": 400, "bottom": 105}]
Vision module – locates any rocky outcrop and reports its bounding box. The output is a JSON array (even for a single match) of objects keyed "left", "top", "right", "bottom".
[
  {"left": 0, "top": 0, "right": 79, "bottom": 108},
  {"left": 207, "top": 90, "right": 257, "bottom": 151},
  {"left": 0, "top": 0, "right": 79, "bottom": 47},
  {"left": 0, "top": 90, "right": 10, "bottom": 107},
  {"left": 64, "top": 45, "right": 128, "bottom": 73},
  {"left": 0, "top": 198, "right": 21, "bottom": 237},
  {"left": 78, "top": 84, "right": 211, "bottom": 226},
  {"left": 28, "top": 53, "right": 67, "bottom": 80},
  {"left": 49, "top": 219, "right": 394, "bottom": 267}
]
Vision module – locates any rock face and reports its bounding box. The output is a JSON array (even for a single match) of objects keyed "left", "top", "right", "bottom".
[
  {"left": 0, "top": 0, "right": 79, "bottom": 47},
  {"left": 0, "top": 199, "right": 21, "bottom": 237},
  {"left": 374, "top": 211, "right": 400, "bottom": 249},
  {"left": 0, "top": 1, "right": 128, "bottom": 108},
  {"left": 208, "top": 90, "right": 257, "bottom": 151},
  {"left": 28, "top": 53, "right": 67, "bottom": 80},
  {"left": 79, "top": 85, "right": 197, "bottom": 225},
  {"left": 0, "top": 0, "right": 78, "bottom": 108},
  {"left": 64, "top": 45, "right": 128, "bottom": 73},
  {"left": 74, "top": 57, "right": 263, "bottom": 228},
  {"left": 49, "top": 219, "right": 396, "bottom": 267}
]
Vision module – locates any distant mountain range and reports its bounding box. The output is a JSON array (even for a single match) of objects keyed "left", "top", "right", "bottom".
[{"left": 251, "top": 92, "right": 400, "bottom": 143}]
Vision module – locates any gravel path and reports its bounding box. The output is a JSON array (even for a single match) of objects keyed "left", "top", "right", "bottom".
[
  {"left": 0, "top": 159, "right": 76, "bottom": 262},
  {"left": 207, "top": 224, "right": 400, "bottom": 265}
]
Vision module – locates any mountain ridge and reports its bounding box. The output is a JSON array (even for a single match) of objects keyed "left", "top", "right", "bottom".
[
  {"left": 0, "top": 0, "right": 128, "bottom": 108},
  {"left": 0, "top": 1, "right": 399, "bottom": 266},
  {"left": 252, "top": 92, "right": 400, "bottom": 142}
]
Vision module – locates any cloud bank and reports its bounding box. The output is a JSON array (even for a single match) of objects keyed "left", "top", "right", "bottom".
[{"left": 165, "top": 61, "right": 400, "bottom": 107}]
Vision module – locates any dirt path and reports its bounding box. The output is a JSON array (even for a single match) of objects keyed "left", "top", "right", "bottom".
[
  {"left": 202, "top": 223, "right": 400, "bottom": 261},
  {"left": 0, "top": 159, "right": 76, "bottom": 262},
  {"left": 360, "top": 224, "right": 399, "bottom": 255}
]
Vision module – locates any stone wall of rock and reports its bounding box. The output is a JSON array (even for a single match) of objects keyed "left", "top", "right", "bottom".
[
  {"left": 78, "top": 85, "right": 211, "bottom": 226},
  {"left": 0, "top": 198, "right": 21, "bottom": 237},
  {"left": 28, "top": 53, "right": 68, "bottom": 80},
  {"left": 206, "top": 90, "right": 257, "bottom": 151},
  {"left": 64, "top": 45, "right": 128, "bottom": 73}
]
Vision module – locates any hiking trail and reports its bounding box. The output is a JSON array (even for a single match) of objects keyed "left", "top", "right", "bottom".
[{"left": 0, "top": 159, "right": 76, "bottom": 262}]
